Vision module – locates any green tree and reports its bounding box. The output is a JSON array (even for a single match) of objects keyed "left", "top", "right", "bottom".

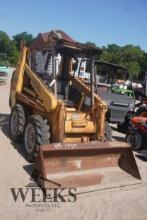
[
  {"left": 100, "top": 44, "right": 145, "bottom": 77},
  {"left": 0, "top": 31, "right": 11, "bottom": 53},
  {"left": 139, "top": 53, "right": 147, "bottom": 80},
  {"left": 120, "top": 45, "right": 144, "bottom": 62},
  {"left": 8, "top": 41, "right": 19, "bottom": 65},
  {"left": 85, "top": 41, "right": 97, "bottom": 47},
  {"left": 0, "top": 31, "right": 19, "bottom": 65},
  {"left": 120, "top": 45, "right": 144, "bottom": 77},
  {"left": 100, "top": 44, "right": 121, "bottom": 63},
  {"left": 13, "top": 32, "right": 33, "bottom": 50}
]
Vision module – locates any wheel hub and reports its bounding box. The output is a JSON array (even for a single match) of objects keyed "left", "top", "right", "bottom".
[
  {"left": 24, "top": 124, "right": 36, "bottom": 153},
  {"left": 10, "top": 111, "right": 19, "bottom": 136}
]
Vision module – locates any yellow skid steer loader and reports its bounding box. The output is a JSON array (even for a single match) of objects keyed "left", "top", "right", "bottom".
[{"left": 9, "top": 30, "right": 141, "bottom": 191}]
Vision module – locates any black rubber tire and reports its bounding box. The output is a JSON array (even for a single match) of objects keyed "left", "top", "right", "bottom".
[
  {"left": 105, "top": 123, "right": 112, "bottom": 141},
  {"left": 10, "top": 104, "right": 26, "bottom": 142},
  {"left": 126, "top": 131, "right": 143, "bottom": 151},
  {"left": 23, "top": 115, "right": 50, "bottom": 162},
  {"left": 136, "top": 105, "right": 147, "bottom": 116},
  {"left": 9, "top": 70, "right": 16, "bottom": 108},
  {"left": 126, "top": 133, "right": 135, "bottom": 149}
]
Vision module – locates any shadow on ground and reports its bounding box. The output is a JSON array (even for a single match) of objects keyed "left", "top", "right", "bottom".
[
  {"left": 0, "top": 113, "right": 34, "bottom": 178},
  {"left": 111, "top": 125, "right": 127, "bottom": 134},
  {"left": 0, "top": 113, "right": 27, "bottom": 161},
  {"left": 112, "top": 135, "right": 125, "bottom": 142},
  {"left": 135, "top": 154, "right": 147, "bottom": 162},
  {"left": 23, "top": 164, "right": 34, "bottom": 184},
  {"left": 0, "top": 113, "right": 10, "bottom": 137}
]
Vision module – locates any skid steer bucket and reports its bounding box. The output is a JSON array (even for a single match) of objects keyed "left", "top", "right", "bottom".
[{"left": 33, "top": 141, "right": 141, "bottom": 192}]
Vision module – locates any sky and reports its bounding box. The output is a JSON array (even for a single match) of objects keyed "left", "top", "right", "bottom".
[{"left": 0, "top": 0, "right": 147, "bottom": 51}]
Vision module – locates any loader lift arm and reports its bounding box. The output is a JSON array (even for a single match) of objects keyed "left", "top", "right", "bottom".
[
  {"left": 10, "top": 47, "right": 57, "bottom": 112},
  {"left": 69, "top": 73, "right": 108, "bottom": 139},
  {"left": 24, "top": 64, "right": 57, "bottom": 112}
]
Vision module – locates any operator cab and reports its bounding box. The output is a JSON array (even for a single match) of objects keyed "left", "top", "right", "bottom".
[{"left": 30, "top": 44, "right": 100, "bottom": 111}]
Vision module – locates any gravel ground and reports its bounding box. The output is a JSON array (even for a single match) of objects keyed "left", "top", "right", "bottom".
[{"left": 0, "top": 70, "right": 147, "bottom": 220}]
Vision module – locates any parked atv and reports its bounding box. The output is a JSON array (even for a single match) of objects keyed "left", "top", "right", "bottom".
[
  {"left": 118, "top": 74, "right": 147, "bottom": 132},
  {"left": 126, "top": 116, "right": 147, "bottom": 150},
  {"left": 136, "top": 105, "right": 147, "bottom": 116}
]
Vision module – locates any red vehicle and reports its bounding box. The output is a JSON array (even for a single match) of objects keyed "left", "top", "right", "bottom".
[{"left": 126, "top": 116, "right": 147, "bottom": 150}]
